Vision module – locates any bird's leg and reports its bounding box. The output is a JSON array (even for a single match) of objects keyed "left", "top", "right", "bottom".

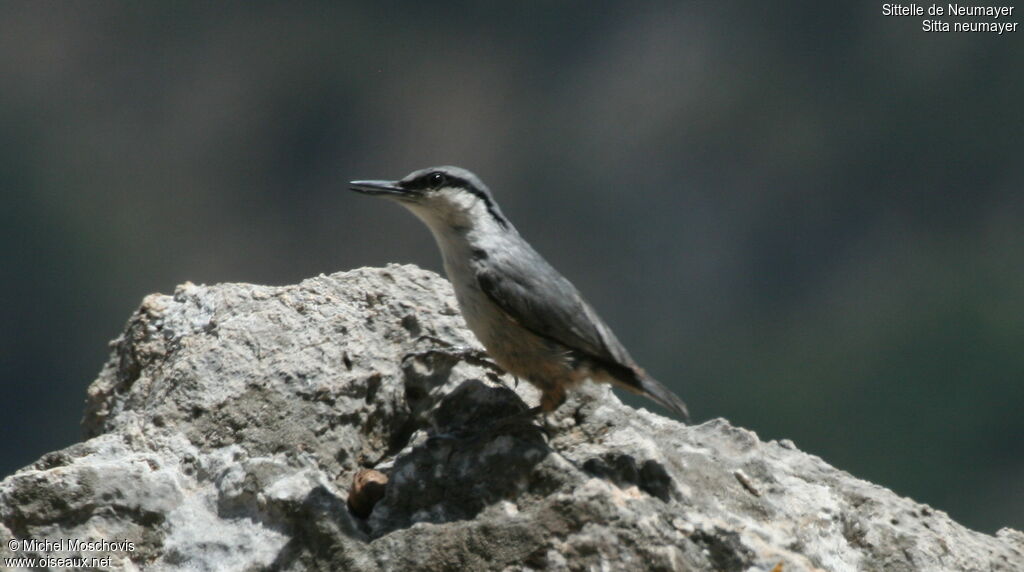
[
  {"left": 540, "top": 386, "right": 567, "bottom": 414},
  {"left": 414, "top": 334, "right": 479, "bottom": 355},
  {"left": 412, "top": 334, "right": 505, "bottom": 375}
]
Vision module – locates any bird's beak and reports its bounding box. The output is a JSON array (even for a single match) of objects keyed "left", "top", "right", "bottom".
[{"left": 349, "top": 179, "right": 409, "bottom": 197}]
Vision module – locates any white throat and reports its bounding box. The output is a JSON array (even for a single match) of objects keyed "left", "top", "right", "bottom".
[{"left": 400, "top": 188, "right": 514, "bottom": 278}]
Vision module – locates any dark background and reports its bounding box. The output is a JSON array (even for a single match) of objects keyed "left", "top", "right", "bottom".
[{"left": 2, "top": 3, "right": 1021, "bottom": 533}]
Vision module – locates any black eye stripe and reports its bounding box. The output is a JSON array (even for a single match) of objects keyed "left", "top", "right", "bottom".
[
  {"left": 400, "top": 169, "right": 509, "bottom": 229},
  {"left": 403, "top": 172, "right": 461, "bottom": 190}
]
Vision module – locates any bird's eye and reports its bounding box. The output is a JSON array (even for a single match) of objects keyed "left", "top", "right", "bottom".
[{"left": 429, "top": 172, "right": 446, "bottom": 187}]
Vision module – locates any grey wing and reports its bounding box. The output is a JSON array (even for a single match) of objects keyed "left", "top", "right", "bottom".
[
  {"left": 475, "top": 254, "right": 635, "bottom": 369},
  {"left": 477, "top": 252, "right": 691, "bottom": 420}
]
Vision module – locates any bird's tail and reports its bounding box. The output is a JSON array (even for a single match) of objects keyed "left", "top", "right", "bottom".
[
  {"left": 602, "top": 361, "right": 690, "bottom": 421},
  {"left": 636, "top": 374, "right": 690, "bottom": 422}
]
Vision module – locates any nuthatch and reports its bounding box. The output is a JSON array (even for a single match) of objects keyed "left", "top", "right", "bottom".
[{"left": 351, "top": 166, "right": 689, "bottom": 420}]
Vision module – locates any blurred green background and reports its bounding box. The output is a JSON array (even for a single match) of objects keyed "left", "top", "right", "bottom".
[{"left": 1, "top": 3, "right": 1021, "bottom": 533}]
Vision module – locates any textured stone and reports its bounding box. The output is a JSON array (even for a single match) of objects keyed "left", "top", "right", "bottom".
[{"left": 1, "top": 264, "right": 1021, "bottom": 571}]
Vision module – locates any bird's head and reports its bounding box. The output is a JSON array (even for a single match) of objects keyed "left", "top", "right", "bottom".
[{"left": 350, "top": 166, "right": 508, "bottom": 231}]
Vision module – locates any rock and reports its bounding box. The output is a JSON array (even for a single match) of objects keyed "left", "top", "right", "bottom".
[{"left": 1, "top": 264, "right": 1021, "bottom": 571}]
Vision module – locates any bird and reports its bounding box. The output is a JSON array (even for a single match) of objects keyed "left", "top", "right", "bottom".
[{"left": 350, "top": 166, "right": 689, "bottom": 421}]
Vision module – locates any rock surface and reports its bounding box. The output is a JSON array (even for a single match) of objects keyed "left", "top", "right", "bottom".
[{"left": 1, "top": 264, "right": 1022, "bottom": 571}]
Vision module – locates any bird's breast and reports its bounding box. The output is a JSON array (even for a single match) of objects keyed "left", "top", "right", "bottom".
[
  {"left": 429, "top": 226, "right": 568, "bottom": 378},
  {"left": 443, "top": 265, "right": 567, "bottom": 381}
]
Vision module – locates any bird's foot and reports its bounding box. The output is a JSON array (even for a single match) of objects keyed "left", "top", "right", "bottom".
[{"left": 413, "top": 335, "right": 505, "bottom": 375}]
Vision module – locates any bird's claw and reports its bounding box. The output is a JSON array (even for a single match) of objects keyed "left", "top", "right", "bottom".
[{"left": 412, "top": 335, "right": 506, "bottom": 375}]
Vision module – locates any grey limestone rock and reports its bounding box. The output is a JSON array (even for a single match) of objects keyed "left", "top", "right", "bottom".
[{"left": 1, "top": 264, "right": 1021, "bottom": 571}]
